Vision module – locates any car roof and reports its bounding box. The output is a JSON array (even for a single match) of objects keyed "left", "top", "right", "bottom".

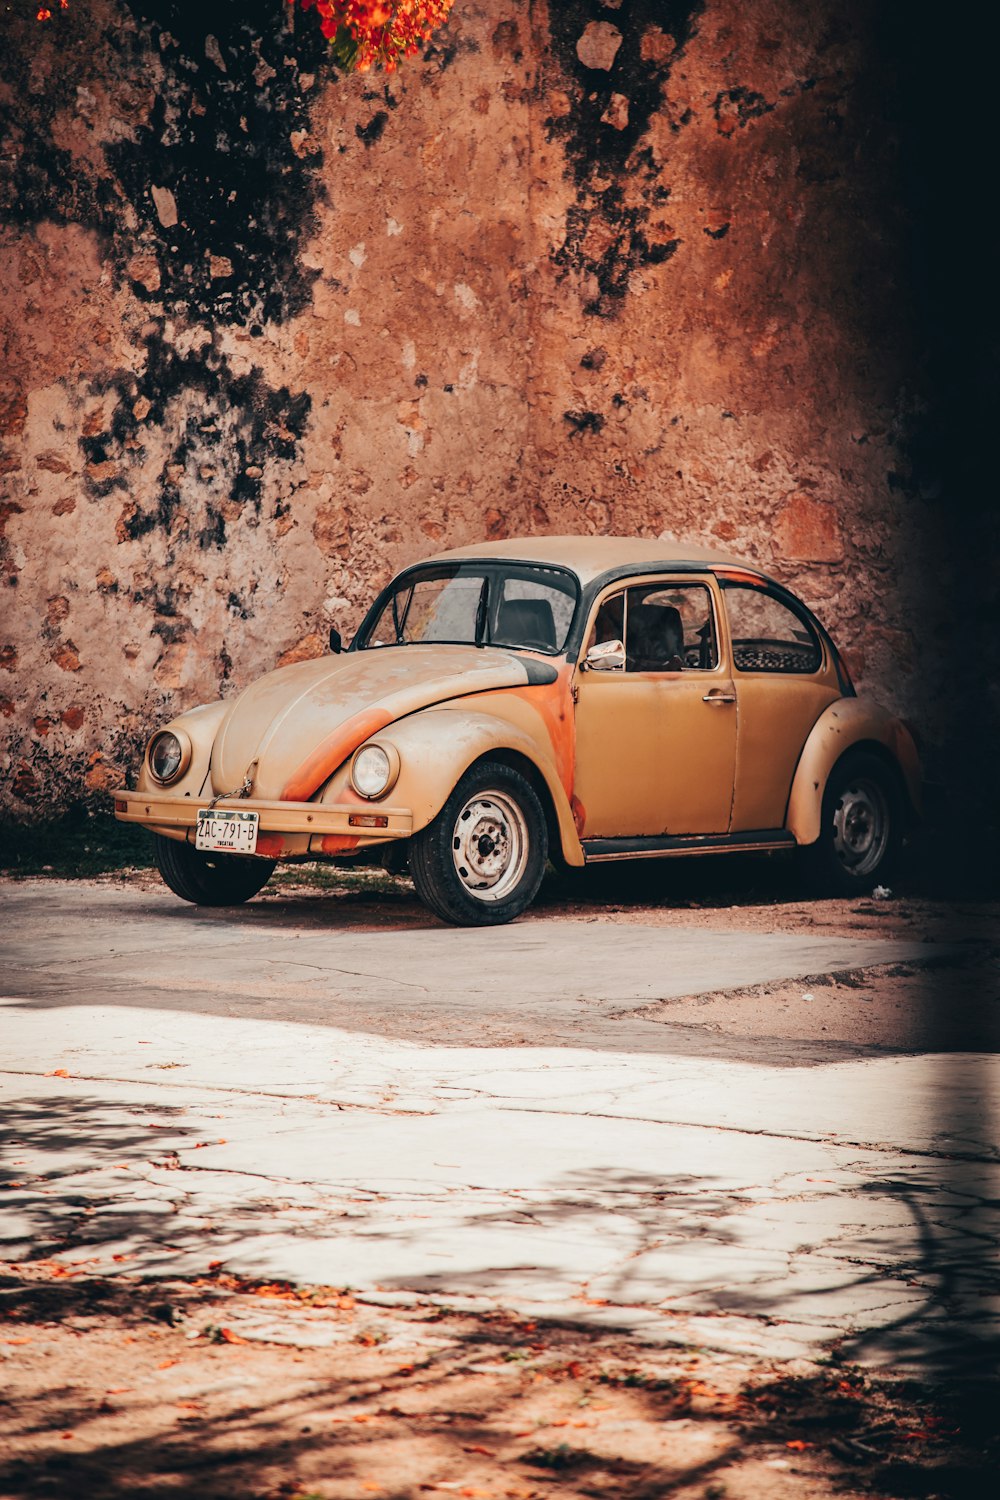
[{"left": 421, "top": 535, "right": 771, "bottom": 587}]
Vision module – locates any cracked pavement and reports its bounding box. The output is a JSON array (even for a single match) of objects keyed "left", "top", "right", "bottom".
[{"left": 1, "top": 878, "right": 997, "bottom": 1377}]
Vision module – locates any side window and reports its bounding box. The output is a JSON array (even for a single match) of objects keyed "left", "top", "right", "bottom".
[
  {"left": 589, "top": 584, "right": 718, "bottom": 672},
  {"left": 722, "top": 583, "right": 822, "bottom": 674}
]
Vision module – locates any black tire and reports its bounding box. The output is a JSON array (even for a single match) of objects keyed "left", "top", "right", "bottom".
[
  {"left": 799, "top": 751, "right": 903, "bottom": 896},
  {"left": 409, "top": 760, "right": 548, "bottom": 926},
  {"left": 153, "top": 833, "right": 276, "bottom": 907}
]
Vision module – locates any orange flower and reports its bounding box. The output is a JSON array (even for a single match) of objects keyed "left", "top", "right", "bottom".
[{"left": 292, "top": 0, "right": 455, "bottom": 73}]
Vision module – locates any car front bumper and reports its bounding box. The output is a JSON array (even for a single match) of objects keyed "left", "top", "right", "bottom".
[{"left": 113, "top": 790, "right": 413, "bottom": 858}]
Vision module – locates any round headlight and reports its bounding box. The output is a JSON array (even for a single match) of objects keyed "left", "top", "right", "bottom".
[
  {"left": 148, "top": 730, "right": 185, "bottom": 785},
  {"left": 351, "top": 743, "right": 395, "bottom": 799}
]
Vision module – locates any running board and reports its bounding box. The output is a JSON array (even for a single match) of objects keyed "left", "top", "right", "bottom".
[{"left": 581, "top": 829, "right": 796, "bottom": 862}]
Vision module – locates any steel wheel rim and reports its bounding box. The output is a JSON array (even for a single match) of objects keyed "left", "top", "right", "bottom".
[
  {"left": 451, "top": 790, "right": 529, "bottom": 903},
  {"left": 832, "top": 776, "right": 890, "bottom": 876}
]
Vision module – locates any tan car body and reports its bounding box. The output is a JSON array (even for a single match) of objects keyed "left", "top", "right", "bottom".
[{"left": 115, "top": 537, "right": 920, "bottom": 869}]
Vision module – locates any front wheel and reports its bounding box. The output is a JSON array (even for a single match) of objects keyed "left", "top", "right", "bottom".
[
  {"left": 408, "top": 761, "right": 548, "bottom": 926},
  {"left": 153, "top": 833, "right": 276, "bottom": 906},
  {"left": 799, "top": 752, "right": 903, "bottom": 896}
]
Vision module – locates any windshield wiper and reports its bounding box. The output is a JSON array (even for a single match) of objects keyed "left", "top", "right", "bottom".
[{"left": 474, "top": 577, "right": 490, "bottom": 648}]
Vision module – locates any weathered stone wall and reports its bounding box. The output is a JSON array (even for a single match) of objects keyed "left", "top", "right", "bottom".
[{"left": 0, "top": 0, "right": 993, "bottom": 826}]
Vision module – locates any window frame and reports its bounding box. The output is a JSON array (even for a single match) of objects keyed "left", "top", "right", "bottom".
[
  {"left": 719, "top": 578, "right": 826, "bottom": 677},
  {"left": 353, "top": 560, "right": 582, "bottom": 657},
  {"left": 582, "top": 576, "right": 726, "bottom": 677}
]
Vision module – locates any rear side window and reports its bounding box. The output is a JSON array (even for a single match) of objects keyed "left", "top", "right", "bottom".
[{"left": 722, "top": 583, "right": 822, "bottom": 674}]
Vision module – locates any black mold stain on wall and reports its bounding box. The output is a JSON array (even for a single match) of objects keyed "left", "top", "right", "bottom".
[
  {"left": 545, "top": 0, "right": 703, "bottom": 316},
  {"left": 1, "top": 0, "right": 329, "bottom": 581},
  {"left": 116, "top": 0, "right": 328, "bottom": 329}
]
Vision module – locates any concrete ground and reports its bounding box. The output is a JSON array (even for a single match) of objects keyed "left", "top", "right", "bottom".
[{"left": 2, "top": 871, "right": 997, "bottom": 1386}]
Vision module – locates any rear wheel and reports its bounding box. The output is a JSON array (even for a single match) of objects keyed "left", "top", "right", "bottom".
[
  {"left": 409, "top": 760, "right": 548, "bottom": 926},
  {"left": 799, "top": 752, "right": 903, "bottom": 896},
  {"left": 153, "top": 833, "right": 276, "bottom": 906}
]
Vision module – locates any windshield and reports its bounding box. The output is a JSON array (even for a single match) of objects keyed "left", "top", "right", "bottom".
[{"left": 357, "top": 562, "right": 579, "bottom": 656}]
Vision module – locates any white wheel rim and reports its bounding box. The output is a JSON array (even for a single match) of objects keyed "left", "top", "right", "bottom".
[
  {"left": 832, "top": 777, "right": 889, "bottom": 877},
  {"left": 451, "top": 790, "right": 529, "bottom": 903}
]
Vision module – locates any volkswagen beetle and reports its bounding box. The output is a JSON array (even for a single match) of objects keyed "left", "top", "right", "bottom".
[{"left": 114, "top": 537, "right": 920, "bottom": 924}]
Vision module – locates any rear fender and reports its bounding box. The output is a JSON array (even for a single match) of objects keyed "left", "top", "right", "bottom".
[
  {"left": 318, "top": 706, "right": 585, "bottom": 865},
  {"left": 787, "top": 697, "right": 922, "bottom": 845}
]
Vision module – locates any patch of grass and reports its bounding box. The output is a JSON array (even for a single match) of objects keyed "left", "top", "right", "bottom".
[
  {"left": 269, "top": 862, "right": 410, "bottom": 898},
  {"left": 522, "top": 1442, "right": 582, "bottom": 1471},
  {"left": 0, "top": 808, "right": 154, "bottom": 878}
]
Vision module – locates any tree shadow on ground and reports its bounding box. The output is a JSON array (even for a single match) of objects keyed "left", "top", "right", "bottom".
[
  {"left": 1, "top": 1267, "right": 996, "bottom": 1500},
  {"left": 4, "top": 1099, "right": 998, "bottom": 1394}
]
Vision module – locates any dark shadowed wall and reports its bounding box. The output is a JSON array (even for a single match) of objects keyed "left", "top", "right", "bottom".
[{"left": 1, "top": 0, "right": 996, "bottom": 859}]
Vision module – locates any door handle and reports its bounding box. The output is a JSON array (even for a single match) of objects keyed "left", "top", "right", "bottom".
[{"left": 702, "top": 691, "right": 736, "bottom": 704}]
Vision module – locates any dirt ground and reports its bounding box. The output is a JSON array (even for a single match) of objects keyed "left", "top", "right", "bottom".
[
  {"left": 1, "top": 1264, "right": 995, "bottom": 1500},
  {"left": 3, "top": 861, "right": 997, "bottom": 1498},
  {"left": 40, "top": 859, "right": 998, "bottom": 1058}
]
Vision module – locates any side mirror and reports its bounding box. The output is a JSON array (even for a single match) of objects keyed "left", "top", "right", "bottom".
[
  {"left": 583, "top": 638, "right": 626, "bottom": 672},
  {"left": 329, "top": 626, "right": 343, "bottom": 655}
]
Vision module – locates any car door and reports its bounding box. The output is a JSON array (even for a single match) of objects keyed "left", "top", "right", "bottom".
[
  {"left": 572, "top": 577, "right": 737, "bottom": 838},
  {"left": 719, "top": 579, "right": 842, "bottom": 830}
]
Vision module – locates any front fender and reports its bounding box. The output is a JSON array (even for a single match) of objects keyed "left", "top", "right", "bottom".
[
  {"left": 786, "top": 697, "right": 922, "bottom": 845},
  {"left": 135, "top": 699, "right": 229, "bottom": 799},
  {"left": 318, "top": 706, "right": 585, "bottom": 866}
]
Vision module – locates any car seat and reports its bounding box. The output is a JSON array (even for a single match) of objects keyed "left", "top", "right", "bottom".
[
  {"left": 496, "top": 598, "right": 557, "bottom": 651},
  {"left": 628, "top": 603, "right": 684, "bottom": 672}
]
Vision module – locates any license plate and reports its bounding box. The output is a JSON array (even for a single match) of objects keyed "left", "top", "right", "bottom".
[{"left": 196, "top": 809, "right": 259, "bottom": 855}]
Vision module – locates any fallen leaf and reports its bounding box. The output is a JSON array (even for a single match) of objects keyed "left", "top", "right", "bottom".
[
  {"left": 157, "top": 1358, "right": 178, "bottom": 1370},
  {"left": 3, "top": 1337, "right": 32, "bottom": 1345},
  {"left": 462, "top": 1443, "right": 496, "bottom": 1456},
  {"left": 61, "top": 1432, "right": 75, "bottom": 1440},
  {"left": 786, "top": 1439, "right": 812, "bottom": 1451},
  {"left": 45, "top": 1069, "right": 71, "bottom": 1078},
  {"left": 106, "top": 1387, "right": 131, "bottom": 1395},
  {"left": 219, "top": 1328, "right": 248, "bottom": 1345}
]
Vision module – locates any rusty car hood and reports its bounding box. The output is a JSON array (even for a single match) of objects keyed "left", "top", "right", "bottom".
[{"left": 210, "top": 644, "right": 552, "bottom": 802}]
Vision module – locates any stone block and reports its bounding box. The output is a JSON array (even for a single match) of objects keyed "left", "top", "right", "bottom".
[{"left": 773, "top": 494, "right": 844, "bottom": 563}]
